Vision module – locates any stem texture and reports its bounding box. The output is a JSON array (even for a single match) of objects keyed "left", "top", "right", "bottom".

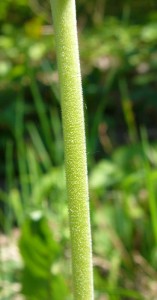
[{"left": 50, "top": 0, "right": 93, "bottom": 299}]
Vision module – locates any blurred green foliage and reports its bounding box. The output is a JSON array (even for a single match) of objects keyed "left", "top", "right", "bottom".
[
  {"left": 1, "top": 0, "right": 157, "bottom": 299},
  {"left": 19, "top": 212, "right": 69, "bottom": 299}
]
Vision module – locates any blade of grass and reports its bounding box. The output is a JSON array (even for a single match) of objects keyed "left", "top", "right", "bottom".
[
  {"left": 15, "top": 97, "right": 30, "bottom": 205},
  {"left": 27, "top": 123, "right": 52, "bottom": 171},
  {"left": 28, "top": 70, "right": 56, "bottom": 162},
  {"left": 89, "top": 68, "right": 116, "bottom": 159},
  {"left": 5, "top": 140, "right": 14, "bottom": 232},
  {"left": 26, "top": 146, "right": 41, "bottom": 207},
  {"left": 50, "top": 108, "right": 64, "bottom": 164},
  {"left": 119, "top": 77, "right": 138, "bottom": 144},
  {"left": 141, "top": 128, "right": 157, "bottom": 246}
]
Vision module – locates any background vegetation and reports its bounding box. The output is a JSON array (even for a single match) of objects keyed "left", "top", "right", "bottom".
[{"left": 1, "top": 0, "right": 157, "bottom": 299}]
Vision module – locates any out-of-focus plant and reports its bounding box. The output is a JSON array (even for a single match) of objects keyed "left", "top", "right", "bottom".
[{"left": 19, "top": 212, "right": 69, "bottom": 300}]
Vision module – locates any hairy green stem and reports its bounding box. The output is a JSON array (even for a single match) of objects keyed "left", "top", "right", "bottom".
[{"left": 50, "top": 0, "right": 93, "bottom": 299}]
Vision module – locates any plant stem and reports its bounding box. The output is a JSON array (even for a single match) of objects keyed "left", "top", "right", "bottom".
[{"left": 50, "top": 0, "right": 93, "bottom": 299}]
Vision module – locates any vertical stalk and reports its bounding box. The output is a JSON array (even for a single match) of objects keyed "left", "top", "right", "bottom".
[{"left": 50, "top": 0, "right": 93, "bottom": 299}]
